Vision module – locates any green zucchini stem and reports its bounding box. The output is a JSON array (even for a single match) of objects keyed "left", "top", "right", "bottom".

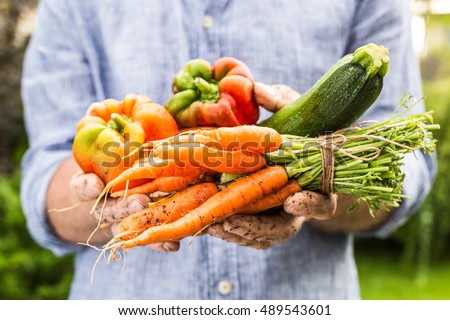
[{"left": 353, "top": 43, "right": 390, "bottom": 78}]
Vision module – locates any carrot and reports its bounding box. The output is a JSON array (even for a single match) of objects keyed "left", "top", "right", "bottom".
[
  {"left": 156, "top": 133, "right": 220, "bottom": 148},
  {"left": 117, "top": 182, "right": 219, "bottom": 240},
  {"left": 91, "top": 159, "right": 201, "bottom": 213},
  {"left": 120, "top": 133, "right": 219, "bottom": 166},
  {"left": 238, "top": 179, "right": 301, "bottom": 214},
  {"left": 110, "top": 167, "right": 213, "bottom": 198},
  {"left": 108, "top": 165, "right": 289, "bottom": 249},
  {"left": 179, "top": 126, "right": 217, "bottom": 132},
  {"left": 194, "top": 125, "right": 282, "bottom": 153},
  {"left": 151, "top": 143, "right": 266, "bottom": 174},
  {"left": 125, "top": 125, "right": 282, "bottom": 164}
]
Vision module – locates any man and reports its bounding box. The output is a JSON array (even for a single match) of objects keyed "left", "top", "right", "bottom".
[{"left": 21, "top": 0, "right": 434, "bottom": 299}]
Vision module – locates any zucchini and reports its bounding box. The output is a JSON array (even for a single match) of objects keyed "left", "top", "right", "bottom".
[{"left": 259, "top": 43, "right": 390, "bottom": 136}]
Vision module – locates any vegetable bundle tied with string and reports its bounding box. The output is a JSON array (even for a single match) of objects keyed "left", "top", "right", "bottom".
[
  {"left": 97, "top": 103, "right": 437, "bottom": 258},
  {"left": 265, "top": 104, "right": 439, "bottom": 215}
]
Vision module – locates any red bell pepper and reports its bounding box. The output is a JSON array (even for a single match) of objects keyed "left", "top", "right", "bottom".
[{"left": 165, "top": 57, "right": 259, "bottom": 128}]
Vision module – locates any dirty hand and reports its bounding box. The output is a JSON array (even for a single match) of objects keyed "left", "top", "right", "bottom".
[
  {"left": 207, "top": 192, "right": 337, "bottom": 249},
  {"left": 209, "top": 83, "right": 337, "bottom": 249},
  {"left": 70, "top": 171, "right": 180, "bottom": 252}
]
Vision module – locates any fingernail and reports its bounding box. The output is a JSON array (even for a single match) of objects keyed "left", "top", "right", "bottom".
[
  {"left": 128, "top": 200, "right": 145, "bottom": 212},
  {"left": 110, "top": 223, "right": 119, "bottom": 236},
  {"left": 225, "top": 225, "right": 245, "bottom": 235},
  {"left": 162, "top": 242, "right": 178, "bottom": 252}
]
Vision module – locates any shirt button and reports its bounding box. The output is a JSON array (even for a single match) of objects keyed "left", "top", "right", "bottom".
[
  {"left": 202, "top": 15, "right": 213, "bottom": 29},
  {"left": 217, "top": 280, "right": 232, "bottom": 295}
]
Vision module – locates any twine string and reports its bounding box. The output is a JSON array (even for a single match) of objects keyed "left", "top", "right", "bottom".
[
  {"left": 318, "top": 135, "right": 335, "bottom": 195},
  {"left": 308, "top": 121, "right": 423, "bottom": 194}
]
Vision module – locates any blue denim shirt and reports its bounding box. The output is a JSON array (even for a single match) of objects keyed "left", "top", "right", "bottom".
[{"left": 21, "top": 0, "right": 434, "bottom": 299}]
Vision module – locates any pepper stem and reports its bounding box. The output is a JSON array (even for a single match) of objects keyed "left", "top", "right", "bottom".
[
  {"left": 107, "top": 113, "right": 129, "bottom": 133},
  {"left": 194, "top": 77, "right": 219, "bottom": 102}
]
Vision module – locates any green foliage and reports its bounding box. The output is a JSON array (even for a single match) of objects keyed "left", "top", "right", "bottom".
[
  {"left": 0, "top": 141, "right": 74, "bottom": 299},
  {"left": 356, "top": 238, "right": 450, "bottom": 300},
  {"left": 0, "top": 0, "right": 74, "bottom": 298}
]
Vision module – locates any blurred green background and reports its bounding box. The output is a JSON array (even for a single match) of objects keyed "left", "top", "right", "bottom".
[{"left": 0, "top": 0, "right": 449, "bottom": 300}]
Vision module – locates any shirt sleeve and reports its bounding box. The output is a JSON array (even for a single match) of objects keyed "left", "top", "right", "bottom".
[
  {"left": 20, "top": 0, "right": 96, "bottom": 256},
  {"left": 347, "top": 0, "right": 437, "bottom": 237}
]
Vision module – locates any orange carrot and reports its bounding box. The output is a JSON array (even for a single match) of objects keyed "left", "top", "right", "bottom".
[
  {"left": 117, "top": 182, "right": 218, "bottom": 240},
  {"left": 91, "top": 159, "right": 201, "bottom": 213},
  {"left": 151, "top": 143, "right": 266, "bottom": 174},
  {"left": 125, "top": 125, "right": 282, "bottom": 163},
  {"left": 179, "top": 126, "right": 217, "bottom": 132},
  {"left": 238, "top": 179, "right": 301, "bottom": 214},
  {"left": 110, "top": 167, "right": 213, "bottom": 198},
  {"left": 108, "top": 165, "right": 289, "bottom": 249},
  {"left": 194, "top": 125, "right": 282, "bottom": 153},
  {"left": 142, "top": 133, "right": 220, "bottom": 150},
  {"left": 166, "top": 132, "right": 220, "bottom": 146}
]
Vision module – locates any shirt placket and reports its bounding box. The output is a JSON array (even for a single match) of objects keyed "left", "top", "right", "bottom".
[
  {"left": 206, "top": 237, "right": 240, "bottom": 299},
  {"left": 197, "top": 0, "right": 230, "bottom": 63},
  {"left": 194, "top": 0, "right": 240, "bottom": 299}
]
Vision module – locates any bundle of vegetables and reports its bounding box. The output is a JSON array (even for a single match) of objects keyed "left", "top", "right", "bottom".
[
  {"left": 78, "top": 43, "right": 439, "bottom": 264},
  {"left": 93, "top": 106, "right": 437, "bottom": 257},
  {"left": 80, "top": 43, "right": 387, "bottom": 192}
]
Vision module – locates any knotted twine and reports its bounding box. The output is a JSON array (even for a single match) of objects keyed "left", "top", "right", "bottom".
[
  {"left": 316, "top": 132, "right": 351, "bottom": 195},
  {"left": 312, "top": 120, "right": 420, "bottom": 195},
  {"left": 317, "top": 134, "right": 337, "bottom": 195}
]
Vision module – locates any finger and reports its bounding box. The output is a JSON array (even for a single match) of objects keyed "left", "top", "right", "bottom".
[
  {"left": 254, "top": 82, "right": 280, "bottom": 112},
  {"left": 284, "top": 191, "right": 337, "bottom": 220},
  {"left": 146, "top": 241, "right": 180, "bottom": 253},
  {"left": 110, "top": 222, "right": 119, "bottom": 236},
  {"left": 254, "top": 82, "right": 300, "bottom": 112},
  {"left": 207, "top": 223, "right": 272, "bottom": 249},
  {"left": 93, "top": 194, "right": 150, "bottom": 223},
  {"left": 222, "top": 213, "right": 305, "bottom": 243},
  {"left": 70, "top": 172, "right": 105, "bottom": 201},
  {"left": 147, "top": 191, "right": 172, "bottom": 202},
  {"left": 271, "top": 84, "right": 301, "bottom": 106}
]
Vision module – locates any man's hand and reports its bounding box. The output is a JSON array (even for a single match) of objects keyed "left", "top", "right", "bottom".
[
  {"left": 207, "top": 213, "right": 307, "bottom": 249},
  {"left": 253, "top": 82, "right": 301, "bottom": 112},
  {"left": 207, "top": 192, "right": 338, "bottom": 249},
  {"left": 46, "top": 158, "right": 180, "bottom": 252},
  {"left": 284, "top": 191, "right": 337, "bottom": 221},
  {"left": 207, "top": 82, "right": 391, "bottom": 249},
  {"left": 207, "top": 82, "right": 330, "bottom": 249},
  {"left": 69, "top": 170, "right": 181, "bottom": 252},
  {"left": 70, "top": 171, "right": 149, "bottom": 223}
]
